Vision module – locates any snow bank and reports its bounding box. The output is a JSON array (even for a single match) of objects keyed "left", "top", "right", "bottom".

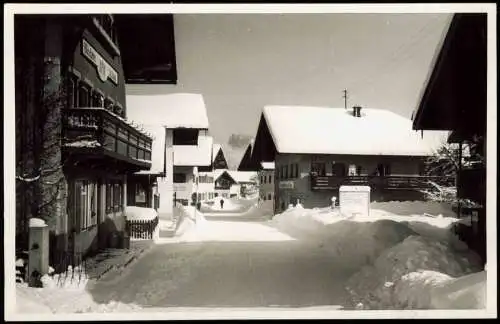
[
  {"left": 124, "top": 206, "right": 158, "bottom": 221},
  {"left": 370, "top": 201, "right": 456, "bottom": 218},
  {"left": 16, "top": 283, "right": 142, "bottom": 313},
  {"left": 345, "top": 235, "right": 483, "bottom": 310}
]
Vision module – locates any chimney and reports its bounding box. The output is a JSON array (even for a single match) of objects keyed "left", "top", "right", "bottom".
[{"left": 352, "top": 105, "right": 362, "bottom": 117}]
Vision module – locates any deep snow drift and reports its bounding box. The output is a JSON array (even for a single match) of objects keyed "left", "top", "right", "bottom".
[{"left": 269, "top": 203, "right": 485, "bottom": 310}]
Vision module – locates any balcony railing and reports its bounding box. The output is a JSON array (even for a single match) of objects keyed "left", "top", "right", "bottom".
[
  {"left": 62, "top": 108, "right": 153, "bottom": 169},
  {"left": 310, "top": 174, "right": 455, "bottom": 191}
]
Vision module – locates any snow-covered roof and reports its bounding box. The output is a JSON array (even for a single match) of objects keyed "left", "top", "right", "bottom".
[
  {"left": 227, "top": 170, "right": 258, "bottom": 183},
  {"left": 126, "top": 93, "right": 209, "bottom": 129},
  {"left": 135, "top": 125, "right": 165, "bottom": 175},
  {"left": 261, "top": 162, "right": 275, "bottom": 170},
  {"left": 174, "top": 134, "right": 213, "bottom": 167},
  {"left": 263, "top": 105, "right": 439, "bottom": 156}
]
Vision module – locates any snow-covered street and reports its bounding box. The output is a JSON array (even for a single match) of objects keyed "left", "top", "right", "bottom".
[{"left": 15, "top": 200, "right": 487, "bottom": 314}]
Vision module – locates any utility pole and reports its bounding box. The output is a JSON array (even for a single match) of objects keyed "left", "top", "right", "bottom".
[{"left": 342, "top": 89, "right": 348, "bottom": 109}]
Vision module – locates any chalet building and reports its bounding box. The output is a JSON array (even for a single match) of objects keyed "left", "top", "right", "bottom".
[
  {"left": 15, "top": 15, "right": 153, "bottom": 261},
  {"left": 196, "top": 143, "right": 230, "bottom": 202},
  {"left": 213, "top": 170, "right": 238, "bottom": 198},
  {"left": 259, "top": 162, "right": 275, "bottom": 206},
  {"left": 250, "top": 105, "right": 446, "bottom": 214},
  {"left": 412, "top": 13, "right": 487, "bottom": 265},
  {"left": 126, "top": 93, "right": 212, "bottom": 214},
  {"left": 213, "top": 170, "right": 258, "bottom": 199}
]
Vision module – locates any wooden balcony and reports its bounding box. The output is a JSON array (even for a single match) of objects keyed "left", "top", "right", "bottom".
[
  {"left": 62, "top": 108, "right": 153, "bottom": 172},
  {"left": 310, "top": 174, "right": 455, "bottom": 191}
]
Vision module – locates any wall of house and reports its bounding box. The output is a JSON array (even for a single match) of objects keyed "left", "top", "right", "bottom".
[
  {"left": 173, "top": 166, "right": 195, "bottom": 204},
  {"left": 274, "top": 153, "right": 426, "bottom": 213},
  {"left": 197, "top": 171, "right": 215, "bottom": 201}
]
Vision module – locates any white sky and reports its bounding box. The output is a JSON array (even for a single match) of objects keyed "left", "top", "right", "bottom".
[{"left": 125, "top": 13, "right": 453, "bottom": 145}]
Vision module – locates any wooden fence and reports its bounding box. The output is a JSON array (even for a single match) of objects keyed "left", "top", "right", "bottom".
[{"left": 126, "top": 216, "right": 159, "bottom": 240}]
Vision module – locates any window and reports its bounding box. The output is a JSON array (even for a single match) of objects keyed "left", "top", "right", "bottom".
[
  {"left": 113, "top": 181, "right": 122, "bottom": 211},
  {"left": 356, "top": 166, "right": 362, "bottom": 176},
  {"left": 268, "top": 174, "right": 272, "bottom": 183},
  {"left": 284, "top": 165, "right": 288, "bottom": 179},
  {"left": 332, "top": 162, "right": 346, "bottom": 177},
  {"left": 106, "top": 182, "right": 112, "bottom": 213},
  {"left": 78, "top": 85, "right": 90, "bottom": 107},
  {"left": 72, "top": 179, "right": 98, "bottom": 231},
  {"left": 295, "top": 164, "right": 299, "bottom": 178},
  {"left": 311, "top": 162, "right": 326, "bottom": 176},
  {"left": 268, "top": 193, "right": 272, "bottom": 200},
  {"left": 384, "top": 164, "right": 391, "bottom": 175},
  {"left": 67, "top": 77, "right": 77, "bottom": 108},
  {"left": 173, "top": 173, "right": 187, "bottom": 183},
  {"left": 173, "top": 129, "right": 198, "bottom": 145}
]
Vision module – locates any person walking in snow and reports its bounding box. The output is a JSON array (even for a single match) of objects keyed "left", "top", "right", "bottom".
[{"left": 220, "top": 198, "right": 224, "bottom": 209}]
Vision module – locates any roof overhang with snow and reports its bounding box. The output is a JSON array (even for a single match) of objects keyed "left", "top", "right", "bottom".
[
  {"left": 412, "top": 13, "right": 486, "bottom": 142},
  {"left": 126, "top": 93, "right": 209, "bottom": 129},
  {"left": 173, "top": 135, "right": 213, "bottom": 167},
  {"left": 261, "top": 105, "right": 438, "bottom": 157}
]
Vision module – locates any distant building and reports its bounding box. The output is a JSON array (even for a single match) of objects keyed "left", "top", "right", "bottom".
[
  {"left": 15, "top": 15, "right": 154, "bottom": 260},
  {"left": 259, "top": 162, "right": 275, "bottom": 207},
  {"left": 214, "top": 170, "right": 237, "bottom": 198},
  {"left": 412, "top": 13, "right": 487, "bottom": 265},
  {"left": 251, "top": 105, "right": 447, "bottom": 214},
  {"left": 213, "top": 169, "right": 257, "bottom": 199},
  {"left": 126, "top": 93, "right": 212, "bottom": 214}
]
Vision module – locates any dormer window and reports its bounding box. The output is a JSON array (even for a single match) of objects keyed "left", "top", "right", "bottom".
[{"left": 173, "top": 129, "right": 198, "bottom": 146}]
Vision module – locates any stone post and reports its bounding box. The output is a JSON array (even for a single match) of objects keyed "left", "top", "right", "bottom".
[{"left": 28, "top": 218, "right": 50, "bottom": 287}]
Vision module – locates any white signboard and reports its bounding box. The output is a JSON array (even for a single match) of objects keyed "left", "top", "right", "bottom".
[
  {"left": 339, "top": 185, "right": 370, "bottom": 217},
  {"left": 82, "top": 39, "right": 119, "bottom": 84},
  {"left": 279, "top": 181, "right": 295, "bottom": 189}
]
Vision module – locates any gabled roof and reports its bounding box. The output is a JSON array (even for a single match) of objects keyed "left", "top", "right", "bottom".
[
  {"left": 262, "top": 105, "right": 440, "bottom": 156},
  {"left": 174, "top": 134, "right": 213, "bottom": 167},
  {"left": 126, "top": 93, "right": 209, "bottom": 129},
  {"left": 237, "top": 142, "right": 255, "bottom": 171},
  {"left": 213, "top": 169, "right": 237, "bottom": 184},
  {"left": 212, "top": 144, "right": 222, "bottom": 162}
]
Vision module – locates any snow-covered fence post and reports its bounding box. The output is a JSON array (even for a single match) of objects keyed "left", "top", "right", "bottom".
[{"left": 28, "top": 218, "right": 50, "bottom": 287}]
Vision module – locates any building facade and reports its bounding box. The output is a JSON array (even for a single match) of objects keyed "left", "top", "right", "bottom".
[
  {"left": 126, "top": 93, "right": 212, "bottom": 215},
  {"left": 259, "top": 162, "right": 275, "bottom": 206},
  {"left": 15, "top": 15, "right": 153, "bottom": 262},
  {"left": 250, "top": 105, "right": 447, "bottom": 214}
]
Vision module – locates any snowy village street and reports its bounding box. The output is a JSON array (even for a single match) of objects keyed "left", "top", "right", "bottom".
[{"left": 87, "top": 229, "right": 349, "bottom": 309}]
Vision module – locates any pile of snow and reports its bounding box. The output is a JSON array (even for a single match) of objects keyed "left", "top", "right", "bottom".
[
  {"left": 124, "top": 206, "right": 158, "bottom": 221},
  {"left": 64, "top": 140, "right": 101, "bottom": 148},
  {"left": 345, "top": 235, "right": 483, "bottom": 310},
  {"left": 269, "top": 204, "right": 484, "bottom": 309},
  {"left": 16, "top": 282, "right": 142, "bottom": 313},
  {"left": 370, "top": 201, "right": 456, "bottom": 218}
]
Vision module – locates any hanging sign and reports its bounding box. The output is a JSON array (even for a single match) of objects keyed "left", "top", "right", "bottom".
[{"left": 82, "top": 39, "right": 119, "bottom": 85}]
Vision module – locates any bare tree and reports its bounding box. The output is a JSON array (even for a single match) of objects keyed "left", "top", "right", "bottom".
[{"left": 16, "top": 57, "right": 69, "bottom": 249}]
